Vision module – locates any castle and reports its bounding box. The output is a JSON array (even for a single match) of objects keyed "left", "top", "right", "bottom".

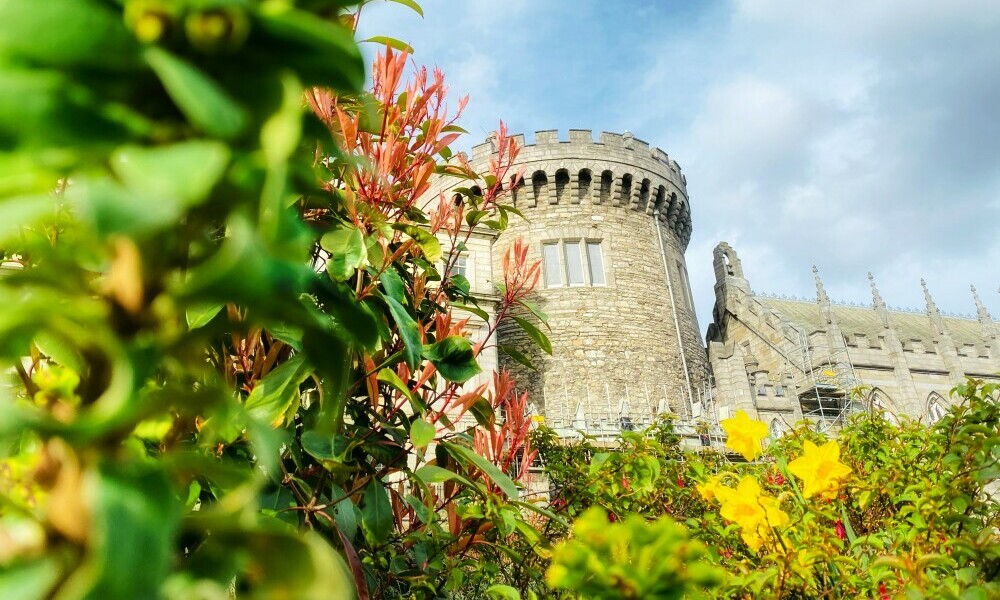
[{"left": 433, "top": 129, "right": 1000, "bottom": 440}]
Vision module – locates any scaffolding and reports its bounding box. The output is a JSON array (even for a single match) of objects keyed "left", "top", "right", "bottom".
[{"left": 794, "top": 328, "right": 862, "bottom": 431}]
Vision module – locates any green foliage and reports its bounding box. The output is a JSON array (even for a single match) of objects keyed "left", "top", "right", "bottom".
[
  {"left": 528, "top": 381, "right": 999, "bottom": 599},
  {"left": 546, "top": 508, "right": 723, "bottom": 599}
]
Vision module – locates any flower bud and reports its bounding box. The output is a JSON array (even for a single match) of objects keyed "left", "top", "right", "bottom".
[
  {"left": 185, "top": 7, "right": 249, "bottom": 54},
  {"left": 835, "top": 519, "right": 846, "bottom": 540}
]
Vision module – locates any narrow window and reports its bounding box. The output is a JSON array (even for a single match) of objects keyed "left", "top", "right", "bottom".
[
  {"left": 564, "top": 241, "right": 585, "bottom": 286},
  {"left": 543, "top": 243, "right": 562, "bottom": 287},
  {"left": 453, "top": 254, "right": 468, "bottom": 279},
  {"left": 586, "top": 242, "right": 605, "bottom": 285}
]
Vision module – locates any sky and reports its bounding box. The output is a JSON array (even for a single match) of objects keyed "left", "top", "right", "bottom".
[{"left": 358, "top": 0, "right": 1000, "bottom": 333}]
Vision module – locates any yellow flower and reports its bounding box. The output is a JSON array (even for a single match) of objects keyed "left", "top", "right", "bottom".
[
  {"left": 721, "top": 410, "right": 769, "bottom": 461},
  {"left": 787, "top": 440, "right": 853, "bottom": 499},
  {"left": 696, "top": 474, "right": 727, "bottom": 502},
  {"left": 717, "top": 477, "right": 789, "bottom": 553}
]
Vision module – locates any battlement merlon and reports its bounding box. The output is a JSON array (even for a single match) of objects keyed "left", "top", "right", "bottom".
[{"left": 470, "top": 129, "right": 685, "bottom": 181}]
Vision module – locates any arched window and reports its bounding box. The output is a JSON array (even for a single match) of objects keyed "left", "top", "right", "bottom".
[
  {"left": 554, "top": 168, "right": 570, "bottom": 203},
  {"left": 619, "top": 173, "right": 633, "bottom": 205},
  {"left": 769, "top": 418, "right": 784, "bottom": 441},
  {"left": 638, "top": 178, "right": 651, "bottom": 211},
  {"left": 531, "top": 171, "right": 548, "bottom": 206},
  {"left": 577, "top": 168, "right": 592, "bottom": 202},
  {"left": 869, "top": 388, "right": 899, "bottom": 425},
  {"left": 599, "top": 170, "right": 613, "bottom": 204},
  {"left": 926, "top": 392, "right": 948, "bottom": 424}
]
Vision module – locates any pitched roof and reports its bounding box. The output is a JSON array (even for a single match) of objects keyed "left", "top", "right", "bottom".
[{"left": 755, "top": 297, "right": 990, "bottom": 347}]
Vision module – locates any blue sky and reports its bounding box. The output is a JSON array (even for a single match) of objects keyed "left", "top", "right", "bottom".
[{"left": 358, "top": 0, "right": 1000, "bottom": 331}]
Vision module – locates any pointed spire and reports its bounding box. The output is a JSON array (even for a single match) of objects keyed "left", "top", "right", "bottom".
[
  {"left": 868, "top": 272, "right": 886, "bottom": 309},
  {"left": 812, "top": 265, "right": 829, "bottom": 304},
  {"left": 971, "top": 285, "right": 992, "bottom": 322},
  {"left": 921, "top": 278, "right": 940, "bottom": 316}
]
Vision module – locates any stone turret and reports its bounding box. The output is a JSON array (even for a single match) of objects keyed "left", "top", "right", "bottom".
[
  {"left": 971, "top": 285, "right": 1000, "bottom": 359},
  {"left": 463, "top": 129, "right": 706, "bottom": 431}
]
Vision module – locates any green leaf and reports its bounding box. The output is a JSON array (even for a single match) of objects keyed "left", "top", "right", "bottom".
[
  {"left": 185, "top": 303, "right": 224, "bottom": 329},
  {"left": 443, "top": 442, "right": 518, "bottom": 499},
  {"left": 253, "top": 7, "right": 365, "bottom": 90},
  {"left": 451, "top": 302, "right": 490, "bottom": 322},
  {"left": 33, "top": 331, "right": 84, "bottom": 373},
  {"left": 413, "top": 464, "right": 476, "bottom": 489},
  {"left": 512, "top": 316, "right": 552, "bottom": 355},
  {"left": 385, "top": 296, "right": 422, "bottom": 369},
  {"left": 360, "top": 481, "right": 393, "bottom": 545},
  {"left": 301, "top": 431, "right": 351, "bottom": 463},
  {"left": 260, "top": 71, "right": 304, "bottom": 167},
  {"left": 0, "top": 556, "right": 61, "bottom": 600},
  {"left": 422, "top": 336, "right": 481, "bottom": 383},
  {"left": 379, "top": 268, "right": 407, "bottom": 304},
  {"left": 393, "top": 224, "right": 442, "bottom": 263},
  {"left": 244, "top": 354, "right": 311, "bottom": 427},
  {"left": 498, "top": 344, "right": 537, "bottom": 371},
  {"left": 469, "top": 397, "right": 495, "bottom": 429},
  {"left": 377, "top": 368, "right": 425, "bottom": 415},
  {"left": 385, "top": 0, "right": 425, "bottom": 17},
  {"left": 404, "top": 494, "right": 432, "bottom": 524},
  {"left": 144, "top": 46, "right": 247, "bottom": 139},
  {"left": 410, "top": 418, "right": 436, "bottom": 449},
  {"left": 0, "top": 194, "right": 53, "bottom": 237},
  {"left": 486, "top": 584, "right": 521, "bottom": 600},
  {"left": 110, "top": 141, "right": 230, "bottom": 208},
  {"left": 321, "top": 225, "right": 367, "bottom": 282},
  {"left": 517, "top": 299, "right": 549, "bottom": 326},
  {"left": 82, "top": 463, "right": 180, "bottom": 599},
  {"left": 361, "top": 35, "right": 414, "bottom": 54},
  {"left": 0, "top": 0, "right": 139, "bottom": 69}
]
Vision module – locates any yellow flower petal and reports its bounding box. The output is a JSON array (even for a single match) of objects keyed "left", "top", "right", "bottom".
[
  {"left": 721, "top": 410, "right": 770, "bottom": 461},
  {"left": 788, "top": 440, "right": 853, "bottom": 499}
]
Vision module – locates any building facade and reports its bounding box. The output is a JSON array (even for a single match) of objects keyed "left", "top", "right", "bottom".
[
  {"left": 706, "top": 242, "right": 1000, "bottom": 432},
  {"left": 428, "top": 129, "right": 999, "bottom": 441},
  {"left": 429, "top": 130, "right": 708, "bottom": 436}
]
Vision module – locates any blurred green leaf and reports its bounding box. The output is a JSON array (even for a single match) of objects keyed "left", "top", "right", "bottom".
[
  {"left": 71, "top": 463, "right": 180, "bottom": 599},
  {"left": 110, "top": 141, "right": 230, "bottom": 208},
  {"left": 144, "top": 46, "right": 247, "bottom": 139},
  {"left": 0, "top": 0, "right": 139, "bottom": 69}
]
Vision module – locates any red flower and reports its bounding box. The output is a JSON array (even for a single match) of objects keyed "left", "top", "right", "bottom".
[
  {"left": 621, "top": 476, "right": 630, "bottom": 490},
  {"left": 677, "top": 476, "right": 685, "bottom": 488},
  {"left": 835, "top": 519, "right": 846, "bottom": 540},
  {"left": 878, "top": 582, "right": 889, "bottom": 600}
]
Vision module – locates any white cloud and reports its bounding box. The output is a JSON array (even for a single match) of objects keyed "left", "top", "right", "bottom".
[{"left": 358, "top": 0, "right": 1000, "bottom": 323}]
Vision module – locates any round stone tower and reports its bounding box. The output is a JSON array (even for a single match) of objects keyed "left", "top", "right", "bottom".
[{"left": 472, "top": 129, "right": 708, "bottom": 433}]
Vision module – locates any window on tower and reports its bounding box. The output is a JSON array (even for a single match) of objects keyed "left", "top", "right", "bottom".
[
  {"left": 543, "top": 239, "right": 607, "bottom": 288},
  {"left": 543, "top": 243, "right": 563, "bottom": 287},
  {"left": 564, "top": 241, "right": 585, "bottom": 286}
]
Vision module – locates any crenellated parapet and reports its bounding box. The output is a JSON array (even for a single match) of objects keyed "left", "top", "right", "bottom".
[{"left": 470, "top": 130, "right": 693, "bottom": 249}]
